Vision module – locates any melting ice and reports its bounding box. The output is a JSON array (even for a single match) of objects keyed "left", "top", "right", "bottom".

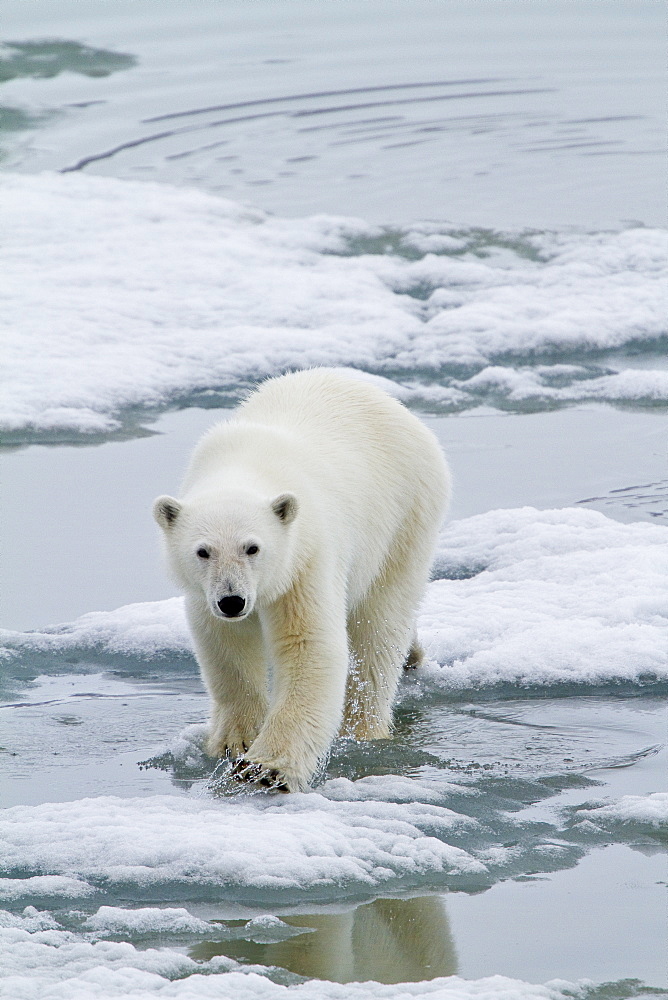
[
  {"left": 1, "top": 173, "right": 667, "bottom": 1000},
  {"left": 1, "top": 173, "right": 667, "bottom": 441}
]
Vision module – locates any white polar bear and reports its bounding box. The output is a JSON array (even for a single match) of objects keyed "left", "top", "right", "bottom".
[{"left": 153, "top": 369, "right": 450, "bottom": 791}]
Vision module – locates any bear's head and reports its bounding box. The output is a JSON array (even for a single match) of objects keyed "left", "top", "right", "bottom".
[{"left": 152, "top": 489, "right": 298, "bottom": 621}]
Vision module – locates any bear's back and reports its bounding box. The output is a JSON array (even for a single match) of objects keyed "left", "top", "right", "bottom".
[
  {"left": 240, "top": 369, "right": 422, "bottom": 446},
  {"left": 238, "top": 368, "right": 448, "bottom": 496}
]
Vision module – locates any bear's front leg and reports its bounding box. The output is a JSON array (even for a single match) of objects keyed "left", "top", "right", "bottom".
[
  {"left": 235, "top": 580, "right": 349, "bottom": 792},
  {"left": 185, "top": 597, "right": 269, "bottom": 759}
]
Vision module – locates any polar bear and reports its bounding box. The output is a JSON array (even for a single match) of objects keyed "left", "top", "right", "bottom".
[{"left": 153, "top": 369, "right": 450, "bottom": 791}]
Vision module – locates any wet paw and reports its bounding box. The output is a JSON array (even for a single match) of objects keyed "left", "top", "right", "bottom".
[{"left": 230, "top": 757, "right": 290, "bottom": 792}]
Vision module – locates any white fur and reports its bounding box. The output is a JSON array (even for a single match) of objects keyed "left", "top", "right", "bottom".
[{"left": 153, "top": 369, "right": 450, "bottom": 791}]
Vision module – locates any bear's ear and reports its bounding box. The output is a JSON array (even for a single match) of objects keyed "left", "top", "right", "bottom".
[
  {"left": 271, "top": 492, "right": 298, "bottom": 524},
  {"left": 153, "top": 495, "right": 182, "bottom": 529}
]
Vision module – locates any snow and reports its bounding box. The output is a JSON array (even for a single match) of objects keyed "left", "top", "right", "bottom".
[
  {"left": 80, "top": 906, "right": 308, "bottom": 943},
  {"left": 0, "top": 793, "right": 482, "bottom": 901},
  {"left": 452, "top": 366, "right": 668, "bottom": 406},
  {"left": 420, "top": 506, "right": 668, "bottom": 691},
  {"left": 573, "top": 792, "right": 668, "bottom": 831},
  {"left": 240, "top": 914, "right": 313, "bottom": 944},
  {"left": 0, "top": 906, "right": 237, "bottom": 1000},
  {"left": 1, "top": 172, "right": 666, "bottom": 438},
  {"left": 0, "top": 503, "right": 663, "bottom": 997},
  {"left": 0, "top": 597, "right": 191, "bottom": 663},
  {"left": 0, "top": 910, "right": 612, "bottom": 1000},
  {"left": 0, "top": 877, "right": 96, "bottom": 902},
  {"left": 321, "top": 775, "right": 472, "bottom": 805},
  {"left": 3, "top": 506, "right": 666, "bottom": 690},
  {"left": 1, "top": 500, "right": 663, "bottom": 1000},
  {"left": 83, "top": 907, "right": 214, "bottom": 937}
]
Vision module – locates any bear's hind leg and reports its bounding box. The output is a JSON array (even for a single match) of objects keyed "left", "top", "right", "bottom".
[
  {"left": 404, "top": 630, "right": 425, "bottom": 670},
  {"left": 343, "top": 601, "right": 413, "bottom": 741},
  {"left": 342, "top": 532, "right": 432, "bottom": 740}
]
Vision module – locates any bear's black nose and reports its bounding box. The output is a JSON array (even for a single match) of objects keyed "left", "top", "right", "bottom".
[{"left": 218, "top": 595, "right": 246, "bottom": 618}]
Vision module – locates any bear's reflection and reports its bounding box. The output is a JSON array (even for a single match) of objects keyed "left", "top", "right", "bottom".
[{"left": 191, "top": 894, "right": 457, "bottom": 984}]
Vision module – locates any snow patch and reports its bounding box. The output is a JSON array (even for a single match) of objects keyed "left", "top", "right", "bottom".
[
  {"left": 1, "top": 173, "right": 666, "bottom": 438},
  {"left": 0, "top": 793, "right": 483, "bottom": 900},
  {"left": 573, "top": 792, "right": 668, "bottom": 831},
  {"left": 84, "top": 907, "right": 214, "bottom": 937}
]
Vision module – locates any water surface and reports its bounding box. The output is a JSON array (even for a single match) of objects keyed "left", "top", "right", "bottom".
[{"left": 1, "top": 0, "right": 665, "bottom": 228}]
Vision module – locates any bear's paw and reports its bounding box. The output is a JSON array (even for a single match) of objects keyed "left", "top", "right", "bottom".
[{"left": 230, "top": 757, "right": 290, "bottom": 793}]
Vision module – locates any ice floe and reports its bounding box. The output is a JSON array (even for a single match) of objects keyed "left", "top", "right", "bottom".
[
  {"left": 0, "top": 597, "right": 191, "bottom": 666},
  {"left": 3, "top": 506, "right": 666, "bottom": 691},
  {"left": 0, "top": 906, "right": 238, "bottom": 1000},
  {"left": 0, "top": 877, "right": 96, "bottom": 903},
  {"left": 1, "top": 173, "right": 666, "bottom": 439},
  {"left": 0, "top": 793, "right": 482, "bottom": 903},
  {"left": 571, "top": 792, "right": 668, "bottom": 832},
  {"left": 420, "top": 505, "right": 668, "bottom": 691},
  {"left": 83, "top": 906, "right": 215, "bottom": 937}
]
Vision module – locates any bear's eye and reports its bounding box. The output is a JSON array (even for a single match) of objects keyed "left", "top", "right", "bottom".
[
  {"left": 245, "top": 544, "right": 259, "bottom": 556},
  {"left": 196, "top": 547, "right": 210, "bottom": 559}
]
